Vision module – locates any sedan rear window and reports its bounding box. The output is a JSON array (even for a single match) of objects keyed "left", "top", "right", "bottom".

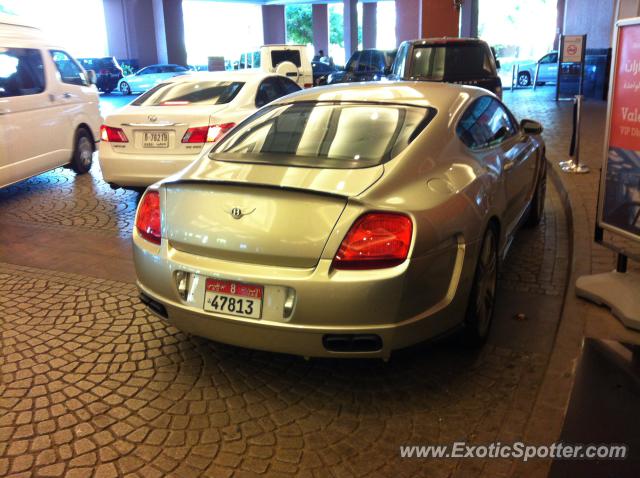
[
  {"left": 131, "top": 81, "right": 244, "bottom": 106},
  {"left": 210, "top": 102, "right": 435, "bottom": 169},
  {"left": 410, "top": 44, "right": 495, "bottom": 80}
]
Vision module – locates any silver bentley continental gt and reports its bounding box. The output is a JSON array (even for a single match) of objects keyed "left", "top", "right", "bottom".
[{"left": 133, "top": 81, "right": 546, "bottom": 359}]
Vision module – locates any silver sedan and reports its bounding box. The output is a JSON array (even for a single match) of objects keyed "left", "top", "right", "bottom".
[{"left": 133, "top": 81, "right": 546, "bottom": 359}]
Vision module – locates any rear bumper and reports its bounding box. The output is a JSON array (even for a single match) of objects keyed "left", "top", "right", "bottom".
[
  {"left": 98, "top": 148, "right": 199, "bottom": 187},
  {"left": 133, "top": 230, "right": 475, "bottom": 358}
]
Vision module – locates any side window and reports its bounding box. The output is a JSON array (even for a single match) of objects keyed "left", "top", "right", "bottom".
[
  {"left": 50, "top": 50, "right": 87, "bottom": 86},
  {"left": 252, "top": 52, "right": 261, "bottom": 68},
  {"left": 357, "top": 51, "right": 372, "bottom": 72},
  {"left": 457, "top": 97, "right": 517, "bottom": 149},
  {"left": 255, "top": 78, "right": 281, "bottom": 108},
  {"left": 0, "top": 47, "right": 46, "bottom": 97},
  {"left": 393, "top": 43, "right": 409, "bottom": 78},
  {"left": 346, "top": 52, "right": 360, "bottom": 73},
  {"left": 276, "top": 77, "right": 301, "bottom": 96}
]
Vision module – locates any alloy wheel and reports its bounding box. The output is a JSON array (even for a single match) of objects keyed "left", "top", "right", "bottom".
[{"left": 474, "top": 228, "right": 498, "bottom": 338}]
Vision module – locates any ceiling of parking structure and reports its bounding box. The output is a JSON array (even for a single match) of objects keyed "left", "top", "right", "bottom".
[{"left": 185, "top": 0, "right": 387, "bottom": 5}]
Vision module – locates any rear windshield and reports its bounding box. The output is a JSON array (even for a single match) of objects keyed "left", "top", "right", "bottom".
[
  {"left": 79, "top": 58, "right": 117, "bottom": 69},
  {"left": 410, "top": 44, "right": 495, "bottom": 80},
  {"left": 271, "top": 50, "right": 301, "bottom": 68},
  {"left": 209, "top": 102, "right": 435, "bottom": 169},
  {"left": 131, "top": 81, "right": 244, "bottom": 106}
]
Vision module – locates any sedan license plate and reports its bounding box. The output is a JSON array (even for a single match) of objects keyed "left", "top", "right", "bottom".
[
  {"left": 142, "top": 131, "right": 169, "bottom": 148},
  {"left": 204, "top": 279, "right": 263, "bottom": 319}
]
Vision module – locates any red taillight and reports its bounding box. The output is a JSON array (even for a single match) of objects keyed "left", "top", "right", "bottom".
[
  {"left": 100, "top": 125, "right": 128, "bottom": 143},
  {"left": 303, "top": 83, "right": 313, "bottom": 89},
  {"left": 332, "top": 213, "right": 413, "bottom": 270},
  {"left": 136, "top": 191, "right": 161, "bottom": 245},
  {"left": 181, "top": 123, "right": 235, "bottom": 143}
]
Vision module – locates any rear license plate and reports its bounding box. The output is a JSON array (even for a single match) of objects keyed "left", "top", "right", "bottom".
[
  {"left": 204, "top": 278, "right": 263, "bottom": 319},
  {"left": 142, "top": 131, "right": 169, "bottom": 148}
]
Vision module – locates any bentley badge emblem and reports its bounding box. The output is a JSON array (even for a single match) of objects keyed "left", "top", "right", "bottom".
[{"left": 228, "top": 207, "right": 256, "bottom": 219}]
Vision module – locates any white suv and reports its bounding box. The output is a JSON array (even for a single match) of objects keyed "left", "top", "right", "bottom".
[
  {"left": 0, "top": 15, "right": 101, "bottom": 188},
  {"left": 238, "top": 45, "right": 313, "bottom": 89}
]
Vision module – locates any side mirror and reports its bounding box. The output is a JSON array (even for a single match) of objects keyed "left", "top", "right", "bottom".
[
  {"left": 520, "top": 119, "right": 543, "bottom": 135},
  {"left": 86, "top": 69, "right": 97, "bottom": 86}
]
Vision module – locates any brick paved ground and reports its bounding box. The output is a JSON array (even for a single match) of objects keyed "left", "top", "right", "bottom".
[{"left": 0, "top": 91, "right": 573, "bottom": 477}]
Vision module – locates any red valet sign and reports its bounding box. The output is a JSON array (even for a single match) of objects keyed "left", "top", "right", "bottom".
[{"left": 599, "top": 19, "right": 640, "bottom": 241}]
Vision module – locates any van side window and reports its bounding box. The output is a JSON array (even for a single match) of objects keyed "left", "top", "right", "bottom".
[
  {"left": 50, "top": 50, "right": 87, "bottom": 86},
  {"left": 0, "top": 48, "right": 45, "bottom": 97}
]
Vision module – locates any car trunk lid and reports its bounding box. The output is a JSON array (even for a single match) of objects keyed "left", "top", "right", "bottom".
[{"left": 163, "top": 163, "right": 383, "bottom": 267}]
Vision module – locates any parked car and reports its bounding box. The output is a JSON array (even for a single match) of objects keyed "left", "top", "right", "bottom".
[
  {"left": 515, "top": 51, "right": 559, "bottom": 86},
  {"left": 100, "top": 70, "right": 301, "bottom": 188},
  {"left": 236, "top": 45, "right": 313, "bottom": 89},
  {"left": 390, "top": 38, "right": 503, "bottom": 97},
  {"left": 327, "top": 49, "right": 395, "bottom": 84},
  {"left": 0, "top": 14, "right": 101, "bottom": 188},
  {"left": 311, "top": 60, "right": 337, "bottom": 86},
  {"left": 118, "top": 64, "right": 189, "bottom": 95},
  {"left": 77, "top": 56, "right": 123, "bottom": 93},
  {"left": 133, "top": 81, "right": 547, "bottom": 358}
]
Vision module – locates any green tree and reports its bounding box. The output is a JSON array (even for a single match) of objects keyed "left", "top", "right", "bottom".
[{"left": 285, "top": 5, "right": 312, "bottom": 45}]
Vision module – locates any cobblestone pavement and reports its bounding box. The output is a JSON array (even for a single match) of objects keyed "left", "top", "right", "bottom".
[
  {"left": 0, "top": 163, "right": 140, "bottom": 238},
  {"left": 0, "top": 92, "right": 572, "bottom": 477},
  {"left": 1, "top": 262, "right": 550, "bottom": 478}
]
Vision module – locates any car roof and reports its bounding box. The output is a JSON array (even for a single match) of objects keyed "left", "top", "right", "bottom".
[
  {"left": 270, "top": 80, "right": 492, "bottom": 110},
  {"left": 406, "top": 37, "right": 489, "bottom": 46},
  {"left": 164, "top": 70, "right": 280, "bottom": 85}
]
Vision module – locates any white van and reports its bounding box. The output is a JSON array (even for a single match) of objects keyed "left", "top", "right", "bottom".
[
  {"left": 0, "top": 15, "right": 101, "bottom": 189},
  {"left": 238, "top": 45, "right": 313, "bottom": 89}
]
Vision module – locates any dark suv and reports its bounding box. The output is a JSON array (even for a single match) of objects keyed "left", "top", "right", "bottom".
[
  {"left": 77, "top": 57, "right": 123, "bottom": 94},
  {"left": 328, "top": 49, "right": 396, "bottom": 84},
  {"left": 389, "top": 38, "right": 502, "bottom": 97}
]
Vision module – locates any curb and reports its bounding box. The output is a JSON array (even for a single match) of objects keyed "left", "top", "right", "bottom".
[{"left": 513, "top": 159, "right": 588, "bottom": 477}]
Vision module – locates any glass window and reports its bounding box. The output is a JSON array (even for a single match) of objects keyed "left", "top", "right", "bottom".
[
  {"left": 131, "top": 80, "right": 244, "bottom": 106},
  {"left": 276, "top": 77, "right": 301, "bottom": 96},
  {"left": 50, "top": 51, "right": 87, "bottom": 86},
  {"left": 50, "top": 50, "right": 87, "bottom": 86},
  {"left": 139, "top": 66, "right": 159, "bottom": 75},
  {"left": 457, "top": 97, "right": 517, "bottom": 149},
  {"left": 271, "top": 50, "right": 301, "bottom": 68},
  {"left": 252, "top": 51, "right": 261, "bottom": 68},
  {"left": 0, "top": 47, "right": 45, "bottom": 97},
  {"left": 392, "top": 42, "right": 410, "bottom": 78},
  {"left": 210, "top": 102, "right": 436, "bottom": 169},
  {"left": 410, "top": 44, "right": 495, "bottom": 80},
  {"left": 255, "top": 77, "right": 282, "bottom": 108}
]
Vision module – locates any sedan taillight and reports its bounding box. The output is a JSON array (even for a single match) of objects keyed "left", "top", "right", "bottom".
[
  {"left": 332, "top": 213, "right": 413, "bottom": 270},
  {"left": 181, "top": 123, "right": 235, "bottom": 144},
  {"left": 136, "top": 191, "right": 161, "bottom": 245},
  {"left": 100, "top": 125, "right": 128, "bottom": 143}
]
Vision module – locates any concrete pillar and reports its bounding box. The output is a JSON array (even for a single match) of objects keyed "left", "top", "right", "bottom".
[
  {"left": 396, "top": 0, "right": 419, "bottom": 44},
  {"left": 421, "top": 0, "right": 459, "bottom": 38},
  {"left": 103, "top": 0, "right": 159, "bottom": 68},
  {"left": 155, "top": 0, "right": 187, "bottom": 66},
  {"left": 563, "top": 0, "right": 615, "bottom": 48},
  {"left": 396, "top": 0, "right": 459, "bottom": 46},
  {"left": 312, "top": 4, "right": 329, "bottom": 56},
  {"left": 363, "top": 2, "right": 377, "bottom": 49},
  {"left": 262, "top": 5, "right": 286, "bottom": 45},
  {"left": 344, "top": 0, "right": 358, "bottom": 59},
  {"left": 460, "top": 0, "right": 478, "bottom": 38}
]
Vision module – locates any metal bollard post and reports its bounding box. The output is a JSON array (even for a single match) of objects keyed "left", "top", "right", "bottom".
[
  {"left": 560, "top": 95, "right": 590, "bottom": 173},
  {"left": 533, "top": 63, "right": 540, "bottom": 91},
  {"left": 511, "top": 64, "right": 516, "bottom": 91}
]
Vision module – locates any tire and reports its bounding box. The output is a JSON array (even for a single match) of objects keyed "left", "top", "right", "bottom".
[
  {"left": 525, "top": 160, "right": 547, "bottom": 228},
  {"left": 103, "top": 88, "right": 113, "bottom": 95},
  {"left": 70, "top": 128, "right": 94, "bottom": 175},
  {"left": 517, "top": 71, "right": 531, "bottom": 87},
  {"left": 120, "top": 82, "right": 131, "bottom": 95},
  {"left": 463, "top": 225, "right": 499, "bottom": 346}
]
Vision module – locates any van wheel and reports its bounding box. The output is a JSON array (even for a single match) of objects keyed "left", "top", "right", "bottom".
[
  {"left": 120, "top": 82, "right": 131, "bottom": 95},
  {"left": 71, "top": 129, "right": 94, "bottom": 175},
  {"left": 463, "top": 225, "right": 498, "bottom": 346}
]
